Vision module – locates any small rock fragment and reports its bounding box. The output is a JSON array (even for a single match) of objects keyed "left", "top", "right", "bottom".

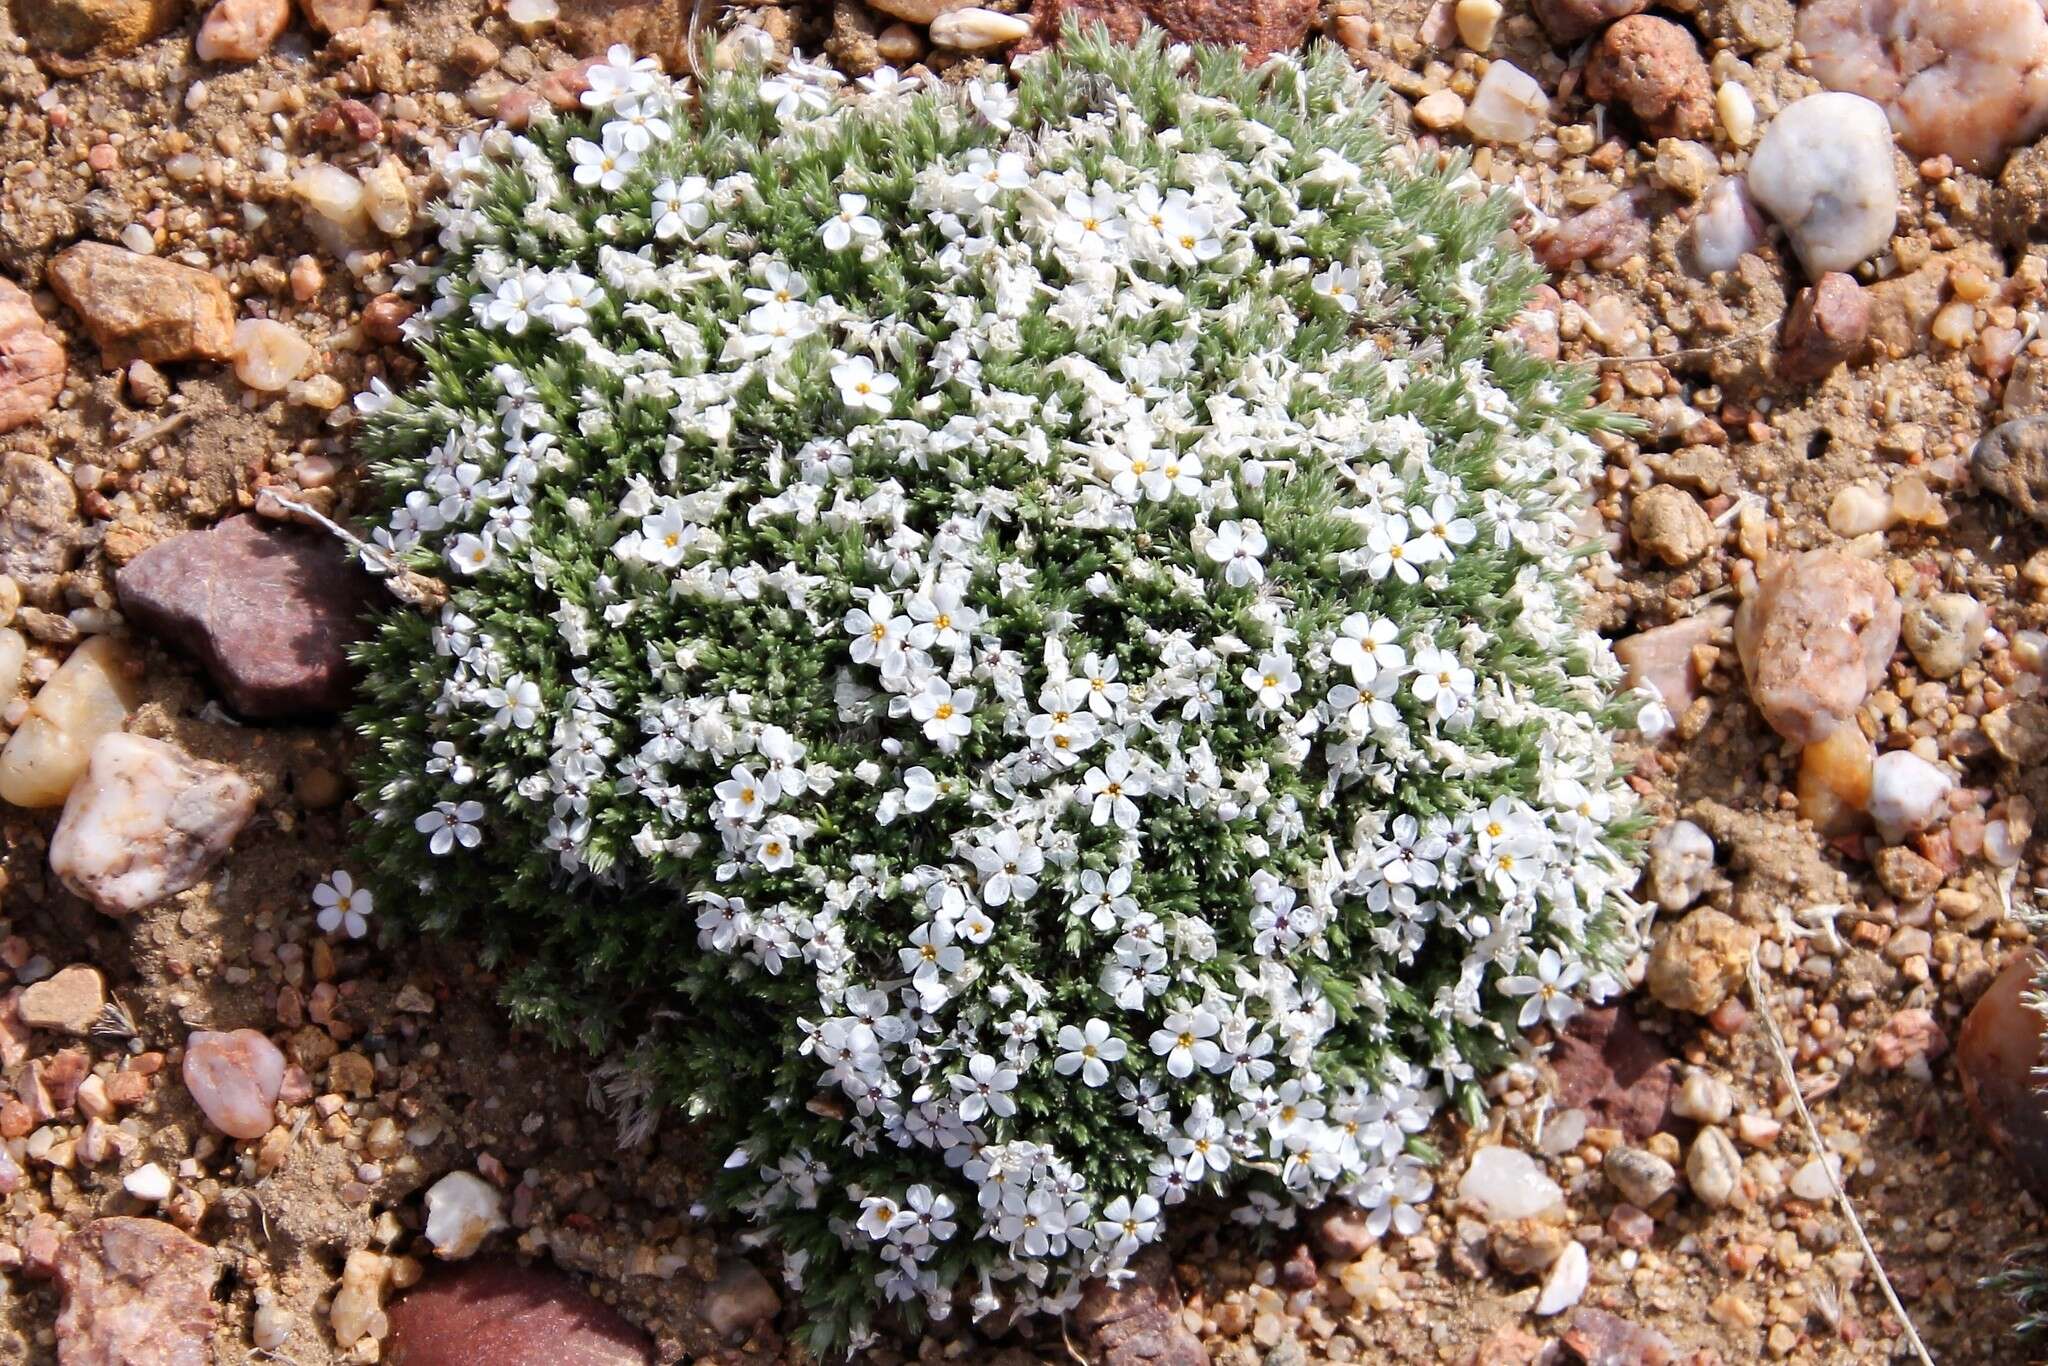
[
  {"left": 1958, "top": 951, "right": 2048, "bottom": 1199},
  {"left": 1534, "top": 1239, "right": 1589, "bottom": 1317},
  {"left": 1561, "top": 1307, "right": 1677, "bottom": 1365},
  {"left": 1797, "top": 723, "right": 1874, "bottom": 834},
  {"left": 1550, "top": 1005, "right": 1676, "bottom": 1141},
  {"left": 117, "top": 514, "right": 377, "bottom": 719},
  {"left": 1643, "top": 819, "right": 1714, "bottom": 912},
  {"left": 1974, "top": 418, "right": 2048, "bottom": 524},
  {"left": 1746, "top": 93, "right": 1899, "bottom": 276},
  {"left": 19, "top": 966, "right": 107, "bottom": 1035},
  {"left": 48, "top": 733, "right": 258, "bottom": 916},
  {"left": 1901, "top": 592, "right": 1986, "bottom": 679},
  {"left": 0, "top": 451, "right": 82, "bottom": 609},
  {"left": 1867, "top": 749, "right": 1952, "bottom": 843},
  {"left": 1534, "top": 189, "right": 1649, "bottom": 271},
  {"left": 182, "top": 1028, "right": 285, "bottom": 1140},
  {"left": 301, "top": 0, "right": 375, "bottom": 33},
  {"left": 928, "top": 6, "right": 1030, "bottom": 48},
  {"left": 1414, "top": 89, "right": 1467, "bottom": 131},
  {"left": 1454, "top": 0, "right": 1500, "bottom": 49},
  {"left": 1685, "top": 1125, "right": 1742, "bottom": 1209},
  {"left": 123, "top": 1163, "right": 173, "bottom": 1203},
  {"left": 1602, "top": 1147, "right": 1676, "bottom": 1208},
  {"left": 332, "top": 1249, "right": 393, "bottom": 1348},
  {"left": 1583, "top": 16, "right": 1713, "bottom": 139},
  {"left": 1716, "top": 81, "right": 1755, "bottom": 146},
  {"left": 1873, "top": 844, "right": 1944, "bottom": 901},
  {"left": 55, "top": 1218, "right": 216, "bottom": 1366},
  {"left": 1073, "top": 1247, "right": 1206, "bottom": 1366},
  {"left": 866, "top": 0, "right": 970, "bottom": 19},
  {"left": 1828, "top": 483, "right": 1893, "bottom": 536},
  {"left": 47, "top": 243, "right": 235, "bottom": 368},
  {"left": 231, "top": 319, "right": 313, "bottom": 392},
  {"left": 1529, "top": 0, "right": 1645, "bottom": 44},
  {"left": 1457, "top": 1146, "right": 1564, "bottom": 1223},
  {"left": 1647, "top": 908, "right": 1754, "bottom": 1016},
  {"left": 1614, "top": 607, "right": 1728, "bottom": 718},
  {"left": 423, "top": 1172, "right": 508, "bottom": 1259},
  {"left": 1789, "top": 1156, "right": 1839, "bottom": 1201},
  {"left": 1986, "top": 700, "right": 2048, "bottom": 764},
  {"left": 1776, "top": 272, "right": 1870, "bottom": 383},
  {"left": 0, "top": 635, "right": 141, "bottom": 808},
  {"left": 1464, "top": 61, "right": 1547, "bottom": 143},
  {"left": 1870, "top": 1007, "right": 1947, "bottom": 1072},
  {"left": 1628, "top": 484, "right": 1714, "bottom": 567},
  {"left": 195, "top": 0, "right": 289, "bottom": 61},
  {"left": 385, "top": 1258, "right": 654, "bottom": 1364},
  {"left": 1672, "top": 1070, "right": 1733, "bottom": 1124},
  {"left": 17, "top": 0, "right": 186, "bottom": 67},
  {"left": 1735, "top": 549, "right": 1900, "bottom": 746},
  {"left": 701, "top": 1259, "right": 781, "bottom": 1341},
  {"left": 0, "top": 277, "right": 65, "bottom": 434},
  {"left": 1799, "top": 0, "right": 2048, "bottom": 172}
]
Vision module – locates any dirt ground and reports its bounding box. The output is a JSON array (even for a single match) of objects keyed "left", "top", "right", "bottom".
[{"left": 0, "top": 0, "right": 2045, "bottom": 1362}]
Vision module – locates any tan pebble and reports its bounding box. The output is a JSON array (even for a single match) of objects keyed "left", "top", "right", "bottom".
[
  {"left": 1414, "top": 89, "right": 1467, "bottom": 131},
  {"left": 195, "top": 0, "right": 290, "bottom": 63},
  {"left": 1455, "top": 0, "right": 1501, "bottom": 49},
  {"left": 1715, "top": 81, "right": 1755, "bottom": 145},
  {"left": 233, "top": 319, "right": 313, "bottom": 392},
  {"left": 875, "top": 22, "right": 924, "bottom": 64}
]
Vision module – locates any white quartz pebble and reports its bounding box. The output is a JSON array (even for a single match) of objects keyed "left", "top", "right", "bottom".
[
  {"left": 423, "top": 1171, "right": 508, "bottom": 1259},
  {"left": 1686, "top": 176, "right": 1766, "bottom": 276},
  {"left": 1868, "top": 750, "right": 1952, "bottom": 844},
  {"left": 928, "top": 8, "right": 1031, "bottom": 50},
  {"left": 232, "top": 319, "right": 313, "bottom": 392},
  {"left": 1464, "top": 62, "right": 1547, "bottom": 144},
  {"left": 182, "top": 1028, "right": 285, "bottom": 1140},
  {"left": 1535, "top": 1239, "right": 1589, "bottom": 1316},
  {"left": 0, "top": 635, "right": 140, "bottom": 808},
  {"left": 1457, "top": 1145, "right": 1565, "bottom": 1223},
  {"left": 48, "top": 732, "right": 258, "bottom": 915},
  {"left": 124, "top": 1162, "right": 174, "bottom": 1202},
  {"left": 1747, "top": 92, "right": 1897, "bottom": 276}
]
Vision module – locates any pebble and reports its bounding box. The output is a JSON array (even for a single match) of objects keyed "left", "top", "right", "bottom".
[
  {"left": 928, "top": 7, "right": 1030, "bottom": 49},
  {"left": 1647, "top": 907, "right": 1755, "bottom": 1016},
  {"left": 0, "top": 635, "right": 140, "bottom": 808},
  {"left": 362, "top": 159, "right": 414, "bottom": 236},
  {"left": 1800, "top": 0, "right": 2048, "bottom": 172},
  {"left": 333, "top": 1248, "right": 393, "bottom": 1347},
  {"left": 1734, "top": 549, "right": 1900, "bottom": 746},
  {"left": 1534, "top": 1239, "right": 1589, "bottom": 1316},
  {"left": 1550, "top": 1005, "right": 1676, "bottom": 1141},
  {"left": 117, "top": 514, "right": 377, "bottom": 719},
  {"left": 1454, "top": 0, "right": 1500, "bottom": 49},
  {"left": 1562, "top": 1307, "right": 1678, "bottom": 1364},
  {"left": 1530, "top": 0, "right": 1645, "bottom": 44},
  {"left": 1789, "top": 1156, "right": 1839, "bottom": 1202},
  {"left": 1603, "top": 1147, "right": 1676, "bottom": 1208},
  {"left": 1797, "top": 722, "right": 1874, "bottom": 834},
  {"left": 1973, "top": 418, "right": 2048, "bottom": 524},
  {"left": 48, "top": 242, "right": 235, "bottom": 368},
  {"left": 866, "top": 0, "right": 970, "bottom": 21},
  {"left": 1628, "top": 483, "right": 1714, "bottom": 566},
  {"left": 1869, "top": 1006, "right": 1948, "bottom": 1072},
  {"left": 0, "top": 278, "right": 65, "bottom": 435},
  {"left": 1716, "top": 81, "right": 1755, "bottom": 146},
  {"left": 302, "top": 0, "right": 375, "bottom": 33},
  {"left": 48, "top": 733, "right": 258, "bottom": 916},
  {"left": 424, "top": 1171, "right": 508, "bottom": 1259},
  {"left": 56, "top": 1218, "right": 216, "bottom": 1360},
  {"left": 702, "top": 1258, "right": 783, "bottom": 1341},
  {"left": 1673, "top": 1069, "right": 1734, "bottom": 1124},
  {"left": 0, "top": 627, "right": 24, "bottom": 711},
  {"left": 1686, "top": 1125, "right": 1743, "bottom": 1208},
  {"left": 1457, "top": 1145, "right": 1564, "bottom": 1223},
  {"left": 122, "top": 1163, "right": 172, "bottom": 1203},
  {"left": 1867, "top": 749, "right": 1952, "bottom": 843},
  {"left": 1583, "top": 15, "right": 1713, "bottom": 139},
  {"left": 1643, "top": 819, "right": 1714, "bottom": 912},
  {"left": 1464, "top": 61, "right": 1547, "bottom": 144},
  {"left": 1, "top": 452, "right": 79, "bottom": 612},
  {"left": 231, "top": 319, "right": 313, "bottom": 392},
  {"left": 1746, "top": 93, "right": 1898, "bottom": 276},
  {"left": 1958, "top": 950, "right": 2048, "bottom": 1198},
  {"left": 194, "top": 0, "right": 288, "bottom": 61},
  {"left": 1614, "top": 607, "right": 1728, "bottom": 718},
  {"left": 19, "top": 966, "right": 106, "bottom": 1035},
  {"left": 1606, "top": 1203, "right": 1654, "bottom": 1248},
  {"left": 1901, "top": 592, "right": 1986, "bottom": 679},
  {"left": 181, "top": 1028, "right": 285, "bottom": 1140},
  {"left": 1414, "top": 89, "right": 1467, "bottom": 132},
  {"left": 1073, "top": 1246, "right": 1207, "bottom": 1366},
  {"left": 1777, "top": 271, "right": 1870, "bottom": 383},
  {"left": 386, "top": 1258, "right": 656, "bottom": 1363},
  {"left": 1828, "top": 483, "right": 1892, "bottom": 536}
]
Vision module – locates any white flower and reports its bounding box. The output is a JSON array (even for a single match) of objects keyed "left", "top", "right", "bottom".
[
  {"left": 969, "top": 827, "right": 1042, "bottom": 906},
  {"left": 1205, "top": 519, "right": 1267, "bottom": 587},
  {"left": 821, "top": 193, "right": 883, "bottom": 251},
  {"left": 1501, "top": 947, "right": 1584, "bottom": 1029},
  {"left": 312, "top": 870, "right": 373, "bottom": 939},
  {"left": 415, "top": 800, "right": 484, "bottom": 856},
  {"left": 1241, "top": 652, "right": 1301, "bottom": 712},
  {"left": 482, "top": 674, "right": 543, "bottom": 731},
  {"left": 651, "top": 176, "right": 711, "bottom": 240},
  {"left": 950, "top": 1052, "right": 1018, "bottom": 1121},
  {"left": 446, "top": 532, "right": 493, "bottom": 576},
  {"left": 909, "top": 679, "right": 975, "bottom": 750},
  {"left": 1312, "top": 263, "right": 1365, "bottom": 311},
  {"left": 832, "top": 355, "right": 899, "bottom": 414},
  {"left": 1149, "top": 1007, "right": 1221, "bottom": 1079},
  {"left": 1082, "top": 748, "right": 1148, "bottom": 830},
  {"left": 1054, "top": 1019, "right": 1126, "bottom": 1087},
  {"left": 857, "top": 1194, "right": 912, "bottom": 1241},
  {"left": 1095, "top": 1193, "right": 1160, "bottom": 1255},
  {"left": 1409, "top": 646, "right": 1476, "bottom": 720},
  {"left": 1330, "top": 614, "right": 1407, "bottom": 682},
  {"left": 569, "top": 130, "right": 639, "bottom": 192}
]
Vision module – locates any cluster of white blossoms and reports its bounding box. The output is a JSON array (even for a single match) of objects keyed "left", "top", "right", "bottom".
[{"left": 352, "top": 28, "right": 1642, "bottom": 1351}]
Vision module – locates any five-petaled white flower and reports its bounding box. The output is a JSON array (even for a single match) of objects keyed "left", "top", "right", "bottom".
[
  {"left": 312, "top": 870, "right": 373, "bottom": 939},
  {"left": 821, "top": 193, "right": 882, "bottom": 251},
  {"left": 1205, "top": 519, "right": 1267, "bottom": 587},
  {"left": 1501, "top": 947, "right": 1585, "bottom": 1029},
  {"left": 1054, "top": 1019, "right": 1127, "bottom": 1087},
  {"left": 415, "top": 800, "right": 484, "bottom": 856},
  {"left": 832, "top": 356, "right": 899, "bottom": 415}
]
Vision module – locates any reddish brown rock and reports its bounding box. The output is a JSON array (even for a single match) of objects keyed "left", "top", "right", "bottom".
[
  {"left": 1531, "top": 0, "right": 1648, "bottom": 45},
  {"left": 55, "top": 1217, "right": 217, "bottom": 1365},
  {"left": 1735, "top": 549, "right": 1900, "bottom": 746},
  {"left": 300, "top": 0, "right": 374, "bottom": 33},
  {"left": 1019, "top": 0, "right": 1314, "bottom": 60},
  {"left": 0, "top": 277, "right": 64, "bottom": 434},
  {"left": 1466, "top": 1324, "right": 1548, "bottom": 1365},
  {"left": 1777, "top": 272, "right": 1871, "bottom": 383},
  {"left": 310, "top": 97, "right": 382, "bottom": 143},
  {"left": 47, "top": 243, "right": 235, "bottom": 369},
  {"left": 1959, "top": 950, "right": 2048, "bottom": 1199},
  {"left": 1550, "top": 1004, "right": 1676, "bottom": 1142},
  {"left": 386, "top": 1259, "right": 653, "bottom": 1365},
  {"left": 1614, "top": 607, "right": 1729, "bottom": 717},
  {"left": 1583, "top": 16, "right": 1713, "bottom": 139},
  {"left": 1869, "top": 1006, "right": 1947, "bottom": 1071},
  {"left": 1561, "top": 1306, "right": 1675, "bottom": 1365},
  {"left": 1534, "top": 189, "right": 1651, "bottom": 271},
  {"left": 1074, "top": 1247, "right": 1209, "bottom": 1366},
  {"left": 116, "top": 514, "right": 377, "bottom": 719}
]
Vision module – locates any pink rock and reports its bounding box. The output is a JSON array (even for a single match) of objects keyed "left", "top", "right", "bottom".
[
  {"left": 55, "top": 1217, "right": 217, "bottom": 1366},
  {"left": 1614, "top": 607, "right": 1730, "bottom": 715},
  {"left": 1777, "top": 272, "right": 1871, "bottom": 384},
  {"left": 1583, "top": 15, "right": 1713, "bottom": 139},
  {"left": 700, "top": 1259, "right": 781, "bottom": 1341},
  {"left": 0, "top": 278, "right": 64, "bottom": 435},
  {"left": 49, "top": 733, "right": 258, "bottom": 916},
  {"left": 1534, "top": 189, "right": 1650, "bottom": 272},
  {"left": 1550, "top": 1005, "right": 1676, "bottom": 1142},
  {"left": 1561, "top": 1306, "right": 1675, "bottom": 1365},
  {"left": 1074, "top": 1247, "right": 1207, "bottom": 1366},
  {"left": 1529, "top": 0, "right": 1645, "bottom": 43},
  {"left": 385, "top": 1258, "right": 653, "bottom": 1365},
  {"left": 1735, "top": 549, "right": 1900, "bottom": 746},
  {"left": 181, "top": 1028, "right": 285, "bottom": 1140},
  {"left": 1800, "top": 0, "right": 2048, "bottom": 172},
  {"left": 1958, "top": 950, "right": 2048, "bottom": 1199},
  {"left": 195, "top": 0, "right": 290, "bottom": 62},
  {"left": 1869, "top": 1007, "right": 1947, "bottom": 1071}
]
